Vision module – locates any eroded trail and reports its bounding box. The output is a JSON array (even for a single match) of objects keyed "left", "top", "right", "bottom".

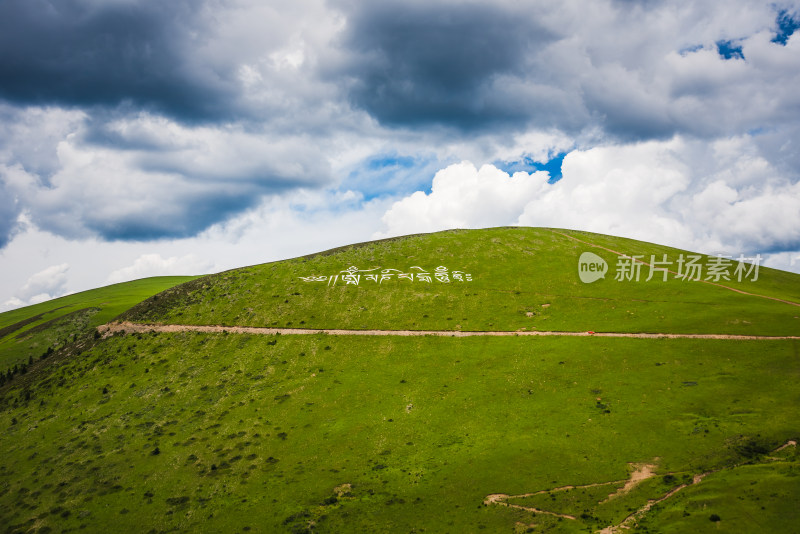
[
  {"left": 484, "top": 493, "right": 578, "bottom": 520},
  {"left": 486, "top": 441, "right": 797, "bottom": 534},
  {"left": 486, "top": 462, "right": 658, "bottom": 528},
  {"left": 98, "top": 322, "right": 800, "bottom": 340}
]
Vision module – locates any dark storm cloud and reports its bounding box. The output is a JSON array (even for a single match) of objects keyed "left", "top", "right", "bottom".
[
  {"left": 333, "top": 1, "right": 800, "bottom": 141},
  {"left": 336, "top": 1, "right": 559, "bottom": 130},
  {"left": 82, "top": 189, "right": 261, "bottom": 241},
  {"left": 27, "top": 159, "right": 326, "bottom": 243},
  {"left": 0, "top": 0, "right": 235, "bottom": 122}
]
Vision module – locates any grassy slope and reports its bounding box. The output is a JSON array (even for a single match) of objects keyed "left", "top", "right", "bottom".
[
  {"left": 0, "top": 334, "right": 797, "bottom": 533},
  {"left": 121, "top": 228, "right": 800, "bottom": 336},
  {"left": 1, "top": 228, "right": 798, "bottom": 533},
  {"left": 0, "top": 277, "right": 196, "bottom": 373}
]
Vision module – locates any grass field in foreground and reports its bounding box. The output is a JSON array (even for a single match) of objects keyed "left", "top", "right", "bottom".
[
  {"left": 1, "top": 332, "right": 797, "bottom": 533},
  {"left": 0, "top": 277, "right": 197, "bottom": 374}
]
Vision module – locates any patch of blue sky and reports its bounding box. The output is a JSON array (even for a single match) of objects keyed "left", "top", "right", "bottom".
[
  {"left": 495, "top": 152, "right": 566, "bottom": 183},
  {"left": 772, "top": 9, "right": 800, "bottom": 45},
  {"left": 365, "top": 155, "right": 416, "bottom": 171},
  {"left": 716, "top": 40, "right": 744, "bottom": 60},
  {"left": 342, "top": 153, "right": 440, "bottom": 199},
  {"left": 678, "top": 44, "right": 704, "bottom": 56},
  {"left": 747, "top": 126, "right": 768, "bottom": 137}
]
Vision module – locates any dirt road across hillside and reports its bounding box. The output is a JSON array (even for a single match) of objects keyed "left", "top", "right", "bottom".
[{"left": 99, "top": 322, "right": 800, "bottom": 340}]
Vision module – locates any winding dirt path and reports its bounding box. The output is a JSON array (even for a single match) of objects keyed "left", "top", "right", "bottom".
[
  {"left": 598, "top": 471, "right": 714, "bottom": 534},
  {"left": 486, "top": 462, "right": 658, "bottom": 527},
  {"left": 484, "top": 493, "right": 578, "bottom": 520},
  {"left": 486, "top": 440, "right": 797, "bottom": 534},
  {"left": 98, "top": 322, "right": 800, "bottom": 340}
]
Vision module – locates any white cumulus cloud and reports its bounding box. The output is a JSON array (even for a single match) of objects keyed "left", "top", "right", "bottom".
[
  {"left": 107, "top": 254, "right": 213, "bottom": 284},
  {"left": 378, "top": 135, "right": 800, "bottom": 264},
  {"left": 5, "top": 263, "right": 70, "bottom": 307},
  {"left": 377, "top": 161, "right": 550, "bottom": 237}
]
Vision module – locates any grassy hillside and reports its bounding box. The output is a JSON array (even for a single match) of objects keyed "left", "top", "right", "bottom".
[
  {"left": 0, "top": 277, "right": 196, "bottom": 376},
  {"left": 120, "top": 228, "right": 800, "bottom": 336},
  {"left": 1, "top": 334, "right": 797, "bottom": 533},
  {"left": 0, "top": 228, "right": 798, "bottom": 533}
]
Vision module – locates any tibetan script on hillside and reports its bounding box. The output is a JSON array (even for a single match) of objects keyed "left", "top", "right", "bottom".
[{"left": 299, "top": 266, "right": 473, "bottom": 286}]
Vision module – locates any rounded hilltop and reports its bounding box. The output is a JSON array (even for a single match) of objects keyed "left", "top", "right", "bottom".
[{"left": 119, "top": 227, "right": 800, "bottom": 336}]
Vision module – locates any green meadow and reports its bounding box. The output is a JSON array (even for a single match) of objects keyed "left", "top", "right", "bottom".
[
  {"left": 0, "top": 277, "right": 196, "bottom": 377},
  {"left": 1, "top": 228, "right": 798, "bottom": 533},
  {"left": 1, "top": 334, "right": 797, "bottom": 533}
]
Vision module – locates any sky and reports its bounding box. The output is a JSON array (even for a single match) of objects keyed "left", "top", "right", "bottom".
[{"left": 1, "top": 0, "right": 800, "bottom": 310}]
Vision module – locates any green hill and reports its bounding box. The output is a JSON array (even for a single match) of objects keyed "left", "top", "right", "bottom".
[
  {"left": 0, "top": 276, "right": 197, "bottom": 378},
  {"left": 1, "top": 228, "right": 798, "bottom": 533},
  {"left": 121, "top": 227, "right": 800, "bottom": 335}
]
